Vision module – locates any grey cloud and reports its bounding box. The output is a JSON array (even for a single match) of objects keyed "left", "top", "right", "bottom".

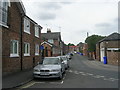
[
  {"left": 94, "top": 19, "right": 118, "bottom": 35},
  {"left": 39, "top": 12, "right": 56, "bottom": 20},
  {"left": 40, "top": 2, "right": 62, "bottom": 10},
  {"left": 95, "top": 23, "right": 111, "bottom": 27},
  {"left": 59, "top": 2, "right": 73, "bottom": 4}
]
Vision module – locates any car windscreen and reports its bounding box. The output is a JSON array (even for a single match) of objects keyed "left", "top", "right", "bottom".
[
  {"left": 61, "top": 57, "right": 67, "bottom": 60},
  {"left": 43, "top": 58, "right": 60, "bottom": 65}
]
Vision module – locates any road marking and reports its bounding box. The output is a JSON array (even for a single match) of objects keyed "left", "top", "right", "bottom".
[
  {"left": 74, "top": 72, "right": 79, "bottom": 74},
  {"left": 81, "top": 73, "right": 86, "bottom": 76},
  {"left": 49, "top": 81, "right": 64, "bottom": 84},
  {"left": 74, "top": 71, "right": 80, "bottom": 74},
  {"left": 92, "top": 76, "right": 101, "bottom": 78},
  {"left": 61, "top": 81, "right": 64, "bottom": 84},
  {"left": 21, "top": 81, "right": 35, "bottom": 88},
  {"left": 86, "top": 73, "right": 93, "bottom": 76},
  {"left": 68, "top": 70, "right": 73, "bottom": 73},
  {"left": 79, "top": 72, "right": 84, "bottom": 74}
]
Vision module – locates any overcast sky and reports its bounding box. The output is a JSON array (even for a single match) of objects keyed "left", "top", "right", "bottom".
[{"left": 22, "top": 0, "right": 119, "bottom": 45}]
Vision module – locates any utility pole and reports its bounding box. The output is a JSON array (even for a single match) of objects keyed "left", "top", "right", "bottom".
[{"left": 87, "top": 32, "right": 89, "bottom": 37}]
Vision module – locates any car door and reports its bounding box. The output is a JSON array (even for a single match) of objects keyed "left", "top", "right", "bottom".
[{"left": 60, "top": 58, "right": 65, "bottom": 73}]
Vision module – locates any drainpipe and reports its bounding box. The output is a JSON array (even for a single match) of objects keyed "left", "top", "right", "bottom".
[{"left": 20, "top": 14, "right": 24, "bottom": 71}]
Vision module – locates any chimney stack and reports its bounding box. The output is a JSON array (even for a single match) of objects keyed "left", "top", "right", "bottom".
[{"left": 47, "top": 28, "right": 51, "bottom": 33}]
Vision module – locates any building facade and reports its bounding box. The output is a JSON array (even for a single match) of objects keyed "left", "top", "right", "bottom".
[
  {"left": 41, "top": 29, "right": 62, "bottom": 57},
  {"left": 1, "top": 1, "right": 42, "bottom": 76},
  {"left": 96, "top": 33, "right": 120, "bottom": 65}
]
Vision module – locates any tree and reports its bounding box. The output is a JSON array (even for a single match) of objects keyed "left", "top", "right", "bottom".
[
  {"left": 68, "top": 43, "right": 75, "bottom": 46},
  {"left": 85, "top": 35, "right": 105, "bottom": 52}
]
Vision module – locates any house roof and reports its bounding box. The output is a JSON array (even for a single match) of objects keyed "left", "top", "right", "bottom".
[
  {"left": 41, "top": 41, "right": 58, "bottom": 48},
  {"left": 41, "top": 32, "right": 61, "bottom": 40},
  {"left": 16, "top": 0, "right": 26, "bottom": 15},
  {"left": 99, "top": 32, "right": 120, "bottom": 43}
]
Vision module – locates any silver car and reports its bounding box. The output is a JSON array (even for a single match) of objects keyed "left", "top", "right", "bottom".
[
  {"left": 33, "top": 57, "right": 65, "bottom": 79},
  {"left": 59, "top": 56, "right": 70, "bottom": 69}
]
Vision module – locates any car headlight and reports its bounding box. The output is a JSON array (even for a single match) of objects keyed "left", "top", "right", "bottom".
[
  {"left": 34, "top": 69, "right": 39, "bottom": 72},
  {"left": 51, "top": 69, "right": 60, "bottom": 72}
]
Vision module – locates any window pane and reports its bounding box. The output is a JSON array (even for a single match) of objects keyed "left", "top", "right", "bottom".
[
  {"left": 27, "top": 20, "right": 30, "bottom": 32},
  {"left": 2, "top": 11, "right": 7, "bottom": 24},
  {"left": 14, "top": 42, "right": 17, "bottom": 54},
  {"left": 27, "top": 44, "right": 28, "bottom": 53}
]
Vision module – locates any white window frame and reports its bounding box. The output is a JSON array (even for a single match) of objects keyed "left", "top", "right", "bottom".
[
  {"left": 24, "top": 42, "right": 30, "bottom": 56},
  {"left": 48, "top": 39, "right": 54, "bottom": 44},
  {"left": 24, "top": 17, "right": 30, "bottom": 34},
  {"left": 0, "top": 0, "right": 10, "bottom": 27},
  {"left": 10, "top": 40, "right": 19, "bottom": 57},
  {"left": 35, "top": 25, "right": 39, "bottom": 38},
  {"left": 35, "top": 44, "right": 39, "bottom": 56}
]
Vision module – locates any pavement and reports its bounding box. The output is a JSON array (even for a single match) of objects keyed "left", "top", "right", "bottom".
[
  {"left": 2, "top": 69, "right": 34, "bottom": 89},
  {"left": 81, "top": 55, "right": 119, "bottom": 72}
]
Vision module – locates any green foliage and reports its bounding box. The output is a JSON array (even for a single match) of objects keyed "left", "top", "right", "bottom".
[
  {"left": 68, "top": 43, "right": 75, "bottom": 46},
  {"left": 85, "top": 35, "right": 105, "bottom": 52}
]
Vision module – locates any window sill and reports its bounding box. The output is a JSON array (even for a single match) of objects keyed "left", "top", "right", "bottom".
[
  {"left": 35, "top": 35, "right": 39, "bottom": 38},
  {"left": 24, "top": 30, "right": 31, "bottom": 34},
  {"left": 24, "top": 54, "right": 30, "bottom": 56},
  {"left": 0, "top": 23, "right": 9, "bottom": 28},
  {"left": 10, "top": 54, "right": 19, "bottom": 57}
]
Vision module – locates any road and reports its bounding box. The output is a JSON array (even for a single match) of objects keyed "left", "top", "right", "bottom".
[{"left": 16, "top": 54, "right": 119, "bottom": 89}]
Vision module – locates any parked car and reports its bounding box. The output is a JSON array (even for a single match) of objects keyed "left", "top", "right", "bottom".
[
  {"left": 60, "top": 56, "right": 70, "bottom": 69},
  {"left": 33, "top": 57, "right": 65, "bottom": 79},
  {"left": 66, "top": 54, "right": 72, "bottom": 59}
]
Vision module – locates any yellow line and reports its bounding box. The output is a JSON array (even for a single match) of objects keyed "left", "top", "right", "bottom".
[{"left": 20, "top": 81, "right": 35, "bottom": 89}]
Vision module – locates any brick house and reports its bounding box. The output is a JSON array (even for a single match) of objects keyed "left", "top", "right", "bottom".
[
  {"left": 82, "top": 43, "right": 88, "bottom": 56},
  {"left": 1, "top": 1, "right": 42, "bottom": 76},
  {"left": 41, "top": 41, "right": 59, "bottom": 57},
  {"left": 61, "top": 41, "right": 69, "bottom": 55},
  {"left": 68, "top": 46, "right": 79, "bottom": 53},
  {"left": 77, "top": 42, "right": 84, "bottom": 53},
  {"left": 22, "top": 16, "right": 42, "bottom": 69},
  {"left": 41, "top": 29, "right": 62, "bottom": 57},
  {"left": 96, "top": 33, "right": 120, "bottom": 65}
]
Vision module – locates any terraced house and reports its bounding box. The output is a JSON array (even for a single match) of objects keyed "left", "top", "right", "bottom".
[
  {"left": 1, "top": 0, "right": 42, "bottom": 76},
  {"left": 41, "top": 29, "right": 63, "bottom": 57}
]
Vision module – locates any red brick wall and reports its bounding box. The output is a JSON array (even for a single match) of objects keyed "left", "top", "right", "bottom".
[
  {"left": 2, "top": 2, "right": 42, "bottom": 75},
  {"left": 22, "top": 19, "right": 42, "bottom": 69},
  {"left": 97, "top": 40, "right": 120, "bottom": 66},
  {"left": 42, "top": 43, "right": 52, "bottom": 57},
  {"left": 83, "top": 44, "right": 88, "bottom": 56},
  {"left": 96, "top": 43, "right": 100, "bottom": 61},
  {"left": 54, "top": 39, "right": 59, "bottom": 46},
  {"left": 2, "top": 2, "right": 22, "bottom": 75},
  {"left": 107, "top": 51, "right": 120, "bottom": 66}
]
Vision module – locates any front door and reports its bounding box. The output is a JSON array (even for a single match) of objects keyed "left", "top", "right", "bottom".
[{"left": 100, "top": 48, "right": 105, "bottom": 62}]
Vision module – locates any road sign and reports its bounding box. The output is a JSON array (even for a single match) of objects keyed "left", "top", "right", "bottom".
[{"left": 40, "top": 45, "right": 44, "bottom": 50}]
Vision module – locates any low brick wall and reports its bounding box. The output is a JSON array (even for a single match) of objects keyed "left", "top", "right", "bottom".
[{"left": 107, "top": 51, "right": 120, "bottom": 66}]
